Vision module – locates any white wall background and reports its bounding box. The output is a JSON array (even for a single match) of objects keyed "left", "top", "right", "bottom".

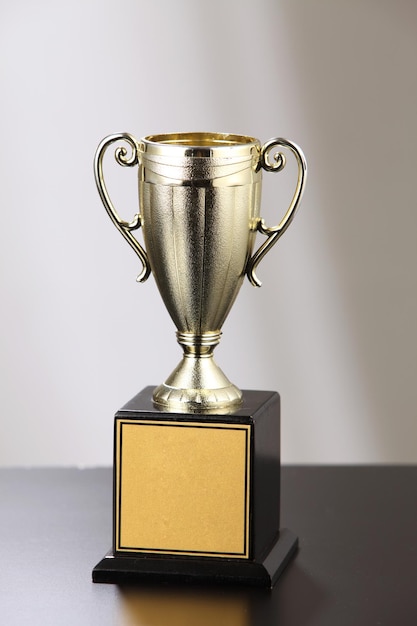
[{"left": 0, "top": 0, "right": 416, "bottom": 466}]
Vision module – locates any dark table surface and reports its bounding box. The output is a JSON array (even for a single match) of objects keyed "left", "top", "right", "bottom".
[{"left": 1, "top": 466, "right": 416, "bottom": 626}]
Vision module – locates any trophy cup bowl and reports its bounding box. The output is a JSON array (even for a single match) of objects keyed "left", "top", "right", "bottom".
[{"left": 94, "top": 132, "right": 306, "bottom": 412}]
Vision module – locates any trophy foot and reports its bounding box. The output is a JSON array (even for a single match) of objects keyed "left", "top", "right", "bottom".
[{"left": 153, "top": 354, "right": 242, "bottom": 413}]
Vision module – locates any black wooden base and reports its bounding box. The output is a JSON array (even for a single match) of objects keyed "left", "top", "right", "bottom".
[
  {"left": 93, "top": 528, "right": 298, "bottom": 588},
  {"left": 93, "top": 387, "right": 298, "bottom": 588}
]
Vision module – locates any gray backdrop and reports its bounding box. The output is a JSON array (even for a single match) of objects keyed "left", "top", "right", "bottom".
[{"left": 1, "top": 0, "right": 416, "bottom": 465}]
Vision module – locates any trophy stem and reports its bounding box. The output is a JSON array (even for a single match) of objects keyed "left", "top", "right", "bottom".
[{"left": 153, "top": 332, "right": 243, "bottom": 413}]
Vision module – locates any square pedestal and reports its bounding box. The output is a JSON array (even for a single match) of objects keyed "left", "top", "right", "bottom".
[{"left": 93, "top": 387, "right": 297, "bottom": 587}]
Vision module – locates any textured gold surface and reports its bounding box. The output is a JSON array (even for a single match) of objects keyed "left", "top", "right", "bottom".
[
  {"left": 115, "top": 419, "right": 251, "bottom": 558},
  {"left": 94, "top": 132, "right": 306, "bottom": 411}
]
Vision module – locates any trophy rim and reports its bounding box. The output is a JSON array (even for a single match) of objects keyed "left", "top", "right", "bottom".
[{"left": 140, "top": 132, "right": 260, "bottom": 158}]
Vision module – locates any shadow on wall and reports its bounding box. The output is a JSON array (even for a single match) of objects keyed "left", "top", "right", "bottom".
[{"left": 265, "top": 1, "right": 417, "bottom": 461}]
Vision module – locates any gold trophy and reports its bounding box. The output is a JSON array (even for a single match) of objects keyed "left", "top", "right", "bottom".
[{"left": 92, "top": 132, "right": 306, "bottom": 587}]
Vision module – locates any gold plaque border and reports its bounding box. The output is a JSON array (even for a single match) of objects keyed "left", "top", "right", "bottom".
[{"left": 115, "top": 419, "right": 252, "bottom": 559}]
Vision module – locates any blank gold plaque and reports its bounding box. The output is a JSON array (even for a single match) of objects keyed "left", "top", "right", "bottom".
[{"left": 115, "top": 420, "right": 251, "bottom": 558}]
